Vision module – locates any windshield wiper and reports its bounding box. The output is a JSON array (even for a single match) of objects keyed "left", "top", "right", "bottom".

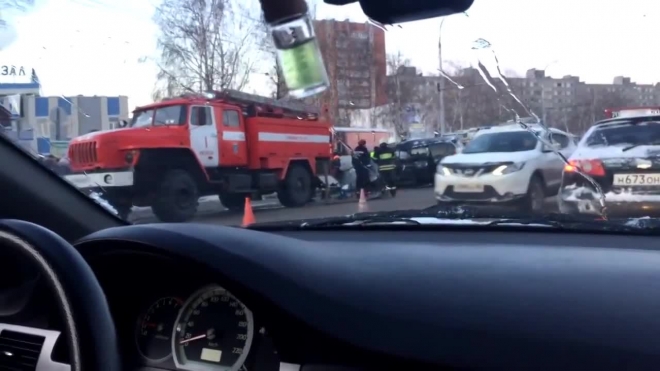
[
  {"left": 622, "top": 141, "right": 660, "bottom": 151},
  {"left": 245, "top": 208, "right": 457, "bottom": 229},
  {"left": 299, "top": 216, "right": 422, "bottom": 228},
  {"left": 481, "top": 214, "right": 655, "bottom": 233}
]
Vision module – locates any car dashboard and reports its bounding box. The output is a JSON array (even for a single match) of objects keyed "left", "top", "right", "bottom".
[
  {"left": 3, "top": 223, "right": 660, "bottom": 371},
  {"left": 88, "top": 252, "right": 281, "bottom": 371}
]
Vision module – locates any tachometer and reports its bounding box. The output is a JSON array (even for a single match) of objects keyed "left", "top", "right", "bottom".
[
  {"left": 173, "top": 285, "right": 254, "bottom": 371},
  {"left": 136, "top": 296, "right": 183, "bottom": 362}
]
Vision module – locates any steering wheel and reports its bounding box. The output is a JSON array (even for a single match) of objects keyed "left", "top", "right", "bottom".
[{"left": 0, "top": 220, "right": 120, "bottom": 371}]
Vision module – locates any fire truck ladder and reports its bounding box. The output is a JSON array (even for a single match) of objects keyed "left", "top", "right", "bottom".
[{"left": 212, "top": 89, "right": 320, "bottom": 118}]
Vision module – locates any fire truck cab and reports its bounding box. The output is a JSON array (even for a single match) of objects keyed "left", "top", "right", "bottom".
[{"left": 65, "top": 90, "right": 332, "bottom": 222}]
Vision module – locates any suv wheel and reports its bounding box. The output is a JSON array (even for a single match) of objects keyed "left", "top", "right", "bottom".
[{"left": 523, "top": 175, "right": 545, "bottom": 213}]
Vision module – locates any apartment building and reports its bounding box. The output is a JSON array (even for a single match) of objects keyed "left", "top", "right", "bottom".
[
  {"left": 513, "top": 69, "right": 660, "bottom": 130},
  {"left": 313, "top": 19, "right": 388, "bottom": 126},
  {"left": 386, "top": 65, "right": 660, "bottom": 133}
]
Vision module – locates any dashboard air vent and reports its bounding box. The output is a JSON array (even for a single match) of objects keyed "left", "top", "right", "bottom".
[{"left": 0, "top": 330, "right": 45, "bottom": 371}]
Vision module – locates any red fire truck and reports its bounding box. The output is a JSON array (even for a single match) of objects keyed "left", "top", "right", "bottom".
[{"left": 64, "top": 90, "right": 332, "bottom": 222}]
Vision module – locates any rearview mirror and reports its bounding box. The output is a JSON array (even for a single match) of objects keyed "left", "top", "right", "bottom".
[{"left": 324, "top": 0, "right": 474, "bottom": 24}]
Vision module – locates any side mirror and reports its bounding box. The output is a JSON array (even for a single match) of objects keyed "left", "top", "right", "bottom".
[{"left": 118, "top": 120, "right": 128, "bottom": 128}]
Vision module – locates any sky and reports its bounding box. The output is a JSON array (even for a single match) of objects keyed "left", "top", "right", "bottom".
[{"left": 0, "top": 0, "right": 658, "bottom": 110}]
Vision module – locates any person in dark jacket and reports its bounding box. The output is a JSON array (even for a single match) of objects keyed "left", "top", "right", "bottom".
[
  {"left": 373, "top": 142, "right": 397, "bottom": 195},
  {"left": 352, "top": 139, "right": 371, "bottom": 196}
]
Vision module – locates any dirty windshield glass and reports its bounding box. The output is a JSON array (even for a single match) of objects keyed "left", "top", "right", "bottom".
[{"left": 1, "top": 0, "right": 657, "bottom": 228}]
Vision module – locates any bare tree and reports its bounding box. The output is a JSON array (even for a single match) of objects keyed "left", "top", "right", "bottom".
[
  {"left": 0, "top": 0, "right": 33, "bottom": 26},
  {"left": 386, "top": 51, "right": 416, "bottom": 137},
  {"left": 257, "top": 17, "right": 286, "bottom": 99},
  {"left": 536, "top": 87, "right": 635, "bottom": 135},
  {"left": 595, "top": 90, "right": 635, "bottom": 117},
  {"left": 0, "top": 0, "right": 34, "bottom": 51},
  {"left": 152, "top": 0, "right": 258, "bottom": 97},
  {"left": 151, "top": 75, "right": 180, "bottom": 102},
  {"left": 442, "top": 66, "right": 510, "bottom": 129}
]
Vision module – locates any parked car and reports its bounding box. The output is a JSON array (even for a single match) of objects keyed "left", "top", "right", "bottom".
[
  {"left": 435, "top": 124, "right": 576, "bottom": 212},
  {"left": 559, "top": 115, "right": 660, "bottom": 216},
  {"left": 395, "top": 138, "right": 461, "bottom": 186}
]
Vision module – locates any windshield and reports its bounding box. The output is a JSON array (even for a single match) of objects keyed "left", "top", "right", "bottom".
[
  {"left": 131, "top": 109, "right": 155, "bottom": 128},
  {"left": 130, "top": 105, "right": 187, "bottom": 127},
  {"left": 463, "top": 131, "right": 538, "bottom": 154},
  {"left": 1, "top": 0, "right": 655, "bottom": 229},
  {"left": 585, "top": 122, "right": 660, "bottom": 147}
]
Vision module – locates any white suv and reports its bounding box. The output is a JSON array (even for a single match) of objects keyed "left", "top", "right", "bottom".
[{"left": 434, "top": 124, "right": 576, "bottom": 212}]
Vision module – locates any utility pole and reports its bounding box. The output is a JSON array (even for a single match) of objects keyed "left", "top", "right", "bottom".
[
  {"left": 396, "top": 73, "right": 403, "bottom": 137},
  {"left": 438, "top": 19, "right": 446, "bottom": 136}
]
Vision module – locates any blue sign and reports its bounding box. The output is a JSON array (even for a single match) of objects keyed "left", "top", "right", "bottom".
[{"left": 37, "top": 137, "right": 51, "bottom": 155}]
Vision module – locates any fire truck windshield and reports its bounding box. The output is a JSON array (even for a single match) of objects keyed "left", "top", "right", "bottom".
[{"left": 130, "top": 105, "right": 187, "bottom": 128}]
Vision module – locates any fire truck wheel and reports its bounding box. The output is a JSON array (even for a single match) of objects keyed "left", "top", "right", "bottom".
[
  {"left": 278, "top": 164, "right": 312, "bottom": 207},
  {"left": 152, "top": 169, "right": 200, "bottom": 222},
  {"left": 219, "top": 192, "right": 246, "bottom": 212}
]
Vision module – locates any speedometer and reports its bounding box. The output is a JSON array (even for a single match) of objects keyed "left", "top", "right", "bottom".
[
  {"left": 172, "top": 285, "right": 254, "bottom": 371},
  {"left": 136, "top": 296, "right": 183, "bottom": 362}
]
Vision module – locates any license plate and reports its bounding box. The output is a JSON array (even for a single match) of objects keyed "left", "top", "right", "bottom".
[
  {"left": 454, "top": 184, "right": 484, "bottom": 193},
  {"left": 613, "top": 173, "right": 660, "bottom": 186}
]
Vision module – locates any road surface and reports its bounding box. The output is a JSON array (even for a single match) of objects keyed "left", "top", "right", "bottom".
[{"left": 130, "top": 187, "right": 559, "bottom": 226}]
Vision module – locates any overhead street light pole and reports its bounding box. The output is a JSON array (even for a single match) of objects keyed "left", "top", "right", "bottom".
[{"left": 438, "top": 18, "right": 446, "bottom": 136}]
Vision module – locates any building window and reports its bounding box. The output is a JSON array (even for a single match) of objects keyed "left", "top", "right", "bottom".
[{"left": 351, "top": 31, "right": 368, "bottom": 39}]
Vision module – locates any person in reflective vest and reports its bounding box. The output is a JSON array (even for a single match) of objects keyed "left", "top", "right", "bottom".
[{"left": 373, "top": 142, "right": 397, "bottom": 194}]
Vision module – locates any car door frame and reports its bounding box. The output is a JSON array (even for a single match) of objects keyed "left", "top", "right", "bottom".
[
  {"left": 188, "top": 105, "right": 219, "bottom": 167},
  {"left": 215, "top": 106, "right": 247, "bottom": 167}
]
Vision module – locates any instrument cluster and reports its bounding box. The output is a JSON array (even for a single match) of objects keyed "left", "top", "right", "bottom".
[{"left": 133, "top": 284, "right": 279, "bottom": 371}]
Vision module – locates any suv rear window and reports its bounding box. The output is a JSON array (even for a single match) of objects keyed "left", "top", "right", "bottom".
[
  {"left": 585, "top": 121, "right": 660, "bottom": 147},
  {"left": 410, "top": 146, "right": 429, "bottom": 156}
]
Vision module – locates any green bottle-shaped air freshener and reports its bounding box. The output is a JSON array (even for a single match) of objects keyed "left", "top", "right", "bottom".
[{"left": 263, "top": 0, "right": 329, "bottom": 99}]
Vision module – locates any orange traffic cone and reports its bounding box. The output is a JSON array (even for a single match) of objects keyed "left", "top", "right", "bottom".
[
  {"left": 358, "top": 189, "right": 368, "bottom": 212},
  {"left": 242, "top": 197, "right": 255, "bottom": 226}
]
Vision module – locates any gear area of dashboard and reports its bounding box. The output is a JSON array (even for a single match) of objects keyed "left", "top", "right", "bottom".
[{"left": 88, "top": 252, "right": 281, "bottom": 371}]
